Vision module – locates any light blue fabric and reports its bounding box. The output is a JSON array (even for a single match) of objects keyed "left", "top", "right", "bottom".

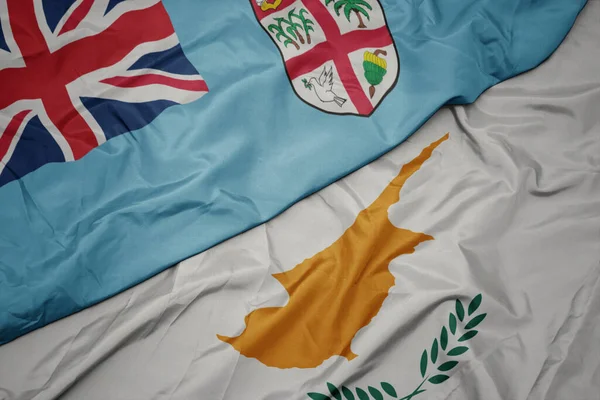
[{"left": 0, "top": 0, "right": 587, "bottom": 344}]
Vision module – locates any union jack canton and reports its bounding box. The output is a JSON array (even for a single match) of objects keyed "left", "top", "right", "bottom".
[{"left": 0, "top": 0, "right": 208, "bottom": 187}]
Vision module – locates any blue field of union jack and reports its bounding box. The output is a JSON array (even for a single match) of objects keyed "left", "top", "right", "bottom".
[{"left": 0, "top": 0, "right": 208, "bottom": 187}]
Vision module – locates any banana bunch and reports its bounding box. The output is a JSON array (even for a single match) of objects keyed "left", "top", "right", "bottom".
[{"left": 363, "top": 50, "right": 388, "bottom": 86}]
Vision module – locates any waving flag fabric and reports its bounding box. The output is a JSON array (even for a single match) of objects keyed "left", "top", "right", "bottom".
[
  {"left": 0, "top": 0, "right": 587, "bottom": 344},
  {"left": 0, "top": 0, "right": 207, "bottom": 186},
  {"left": 1, "top": 6, "right": 599, "bottom": 393}
]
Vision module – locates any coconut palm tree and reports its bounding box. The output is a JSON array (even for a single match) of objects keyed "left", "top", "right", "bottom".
[{"left": 324, "top": 0, "right": 373, "bottom": 29}]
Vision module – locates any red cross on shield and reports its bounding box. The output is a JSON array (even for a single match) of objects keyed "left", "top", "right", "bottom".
[{"left": 251, "top": 0, "right": 399, "bottom": 116}]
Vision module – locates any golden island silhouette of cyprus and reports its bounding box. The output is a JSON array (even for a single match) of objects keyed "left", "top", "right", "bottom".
[{"left": 218, "top": 134, "right": 448, "bottom": 369}]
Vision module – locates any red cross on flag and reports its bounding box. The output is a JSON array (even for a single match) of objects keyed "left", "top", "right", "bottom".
[{"left": 251, "top": 0, "right": 399, "bottom": 116}]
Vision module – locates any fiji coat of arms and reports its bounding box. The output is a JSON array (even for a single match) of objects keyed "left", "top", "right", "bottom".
[{"left": 252, "top": 0, "right": 399, "bottom": 116}]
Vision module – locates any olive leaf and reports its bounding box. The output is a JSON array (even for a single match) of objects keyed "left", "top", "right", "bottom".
[
  {"left": 449, "top": 313, "right": 457, "bottom": 335},
  {"left": 437, "top": 361, "right": 458, "bottom": 372},
  {"left": 306, "top": 294, "right": 488, "bottom": 400},
  {"left": 440, "top": 326, "right": 448, "bottom": 350},
  {"left": 465, "top": 313, "right": 487, "bottom": 330},
  {"left": 356, "top": 388, "right": 369, "bottom": 400},
  {"left": 431, "top": 339, "right": 439, "bottom": 363},
  {"left": 458, "top": 330, "right": 478, "bottom": 342},
  {"left": 308, "top": 393, "right": 330, "bottom": 400},
  {"left": 428, "top": 374, "right": 450, "bottom": 384},
  {"left": 468, "top": 294, "right": 482, "bottom": 316},
  {"left": 328, "top": 383, "right": 342, "bottom": 400},
  {"left": 420, "top": 349, "right": 428, "bottom": 377},
  {"left": 447, "top": 346, "right": 469, "bottom": 356},
  {"left": 341, "top": 386, "right": 355, "bottom": 400},
  {"left": 368, "top": 386, "right": 384, "bottom": 400},
  {"left": 455, "top": 299, "right": 465, "bottom": 322},
  {"left": 381, "top": 382, "right": 397, "bottom": 397}
]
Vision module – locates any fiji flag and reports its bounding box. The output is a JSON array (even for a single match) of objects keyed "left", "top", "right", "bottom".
[
  {"left": 0, "top": 0, "right": 588, "bottom": 345},
  {"left": 0, "top": 0, "right": 207, "bottom": 186}
]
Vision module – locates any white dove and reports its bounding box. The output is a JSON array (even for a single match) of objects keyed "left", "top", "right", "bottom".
[{"left": 306, "top": 66, "right": 347, "bottom": 107}]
